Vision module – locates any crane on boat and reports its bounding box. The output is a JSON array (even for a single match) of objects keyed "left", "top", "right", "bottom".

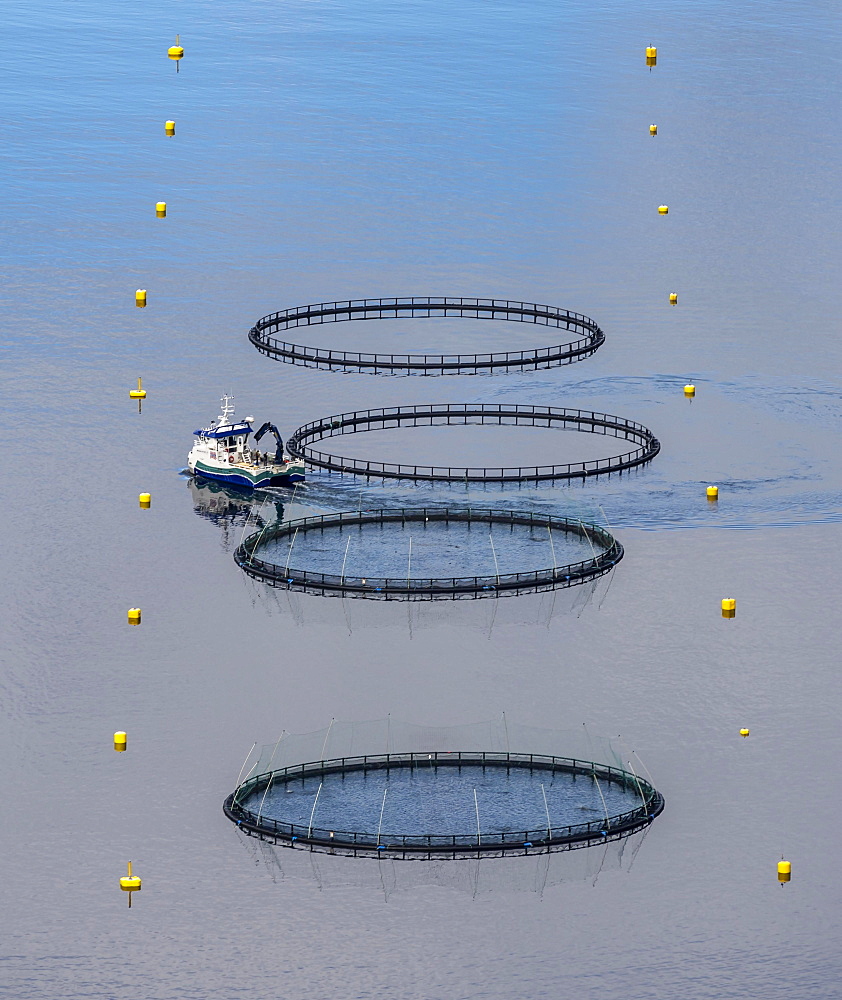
[{"left": 253, "top": 422, "right": 285, "bottom": 463}]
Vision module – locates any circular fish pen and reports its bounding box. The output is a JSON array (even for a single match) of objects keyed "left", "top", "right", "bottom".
[
  {"left": 233, "top": 507, "right": 623, "bottom": 600},
  {"left": 287, "top": 403, "right": 660, "bottom": 482},
  {"left": 224, "top": 722, "right": 664, "bottom": 859},
  {"left": 248, "top": 296, "right": 604, "bottom": 375}
]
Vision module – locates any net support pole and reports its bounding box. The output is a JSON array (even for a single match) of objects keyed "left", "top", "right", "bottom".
[
  {"left": 257, "top": 773, "right": 274, "bottom": 826},
  {"left": 592, "top": 771, "right": 610, "bottom": 831},
  {"left": 284, "top": 526, "right": 299, "bottom": 576},
  {"left": 377, "top": 787, "right": 388, "bottom": 845},
  {"left": 580, "top": 520, "right": 598, "bottom": 567},
  {"left": 488, "top": 533, "right": 500, "bottom": 584},
  {"left": 251, "top": 731, "right": 285, "bottom": 812},
  {"left": 548, "top": 527, "right": 557, "bottom": 573},
  {"left": 540, "top": 782, "right": 552, "bottom": 839},
  {"left": 474, "top": 788, "right": 481, "bottom": 847},
  {"left": 234, "top": 742, "right": 257, "bottom": 790},
  {"left": 307, "top": 782, "right": 323, "bottom": 838},
  {"left": 596, "top": 504, "right": 618, "bottom": 549},
  {"left": 249, "top": 518, "right": 274, "bottom": 567},
  {"left": 629, "top": 747, "right": 657, "bottom": 787},
  {"left": 320, "top": 718, "right": 335, "bottom": 761},
  {"left": 233, "top": 756, "right": 260, "bottom": 806},
  {"left": 340, "top": 536, "right": 351, "bottom": 583},
  {"left": 626, "top": 758, "right": 650, "bottom": 815},
  {"left": 239, "top": 496, "right": 266, "bottom": 552}
]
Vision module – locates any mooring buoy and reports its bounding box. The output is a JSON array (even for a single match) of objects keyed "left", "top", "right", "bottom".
[{"left": 120, "top": 861, "right": 142, "bottom": 905}]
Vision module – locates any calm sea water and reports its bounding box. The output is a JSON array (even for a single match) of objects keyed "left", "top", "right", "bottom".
[
  {"left": 253, "top": 766, "right": 635, "bottom": 837},
  {"left": 2, "top": 0, "right": 841, "bottom": 997}
]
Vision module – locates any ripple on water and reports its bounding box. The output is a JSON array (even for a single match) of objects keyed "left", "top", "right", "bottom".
[{"left": 190, "top": 374, "right": 842, "bottom": 533}]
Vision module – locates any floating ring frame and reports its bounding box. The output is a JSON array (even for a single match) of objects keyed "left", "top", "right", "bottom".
[
  {"left": 287, "top": 403, "right": 660, "bottom": 482},
  {"left": 249, "top": 297, "right": 605, "bottom": 375},
  {"left": 224, "top": 750, "right": 664, "bottom": 858},
  {"left": 234, "top": 507, "right": 623, "bottom": 600}
]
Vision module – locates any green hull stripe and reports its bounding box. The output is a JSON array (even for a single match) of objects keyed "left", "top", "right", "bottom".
[{"left": 195, "top": 460, "right": 303, "bottom": 483}]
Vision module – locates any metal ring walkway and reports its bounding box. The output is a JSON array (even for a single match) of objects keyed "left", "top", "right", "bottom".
[
  {"left": 286, "top": 403, "right": 660, "bottom": 482},
  {"left": 234, "top": 507, "right": 623, "bottom": 600},
  {"left": 248, "top": 296, "right": 605, "bottom": 375}
]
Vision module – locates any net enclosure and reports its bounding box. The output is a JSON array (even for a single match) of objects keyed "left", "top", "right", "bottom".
[
  {"left": 240, "top": 825, "right": 652, "bottom": 897},
  {"left": 224, "top": 719, "right": 664, "bottom": 859},
  {"left": 286, "top": 403, "right": 660, "bottom": 482},
  {"left": 248, "top": 296, "right": 604, "bottom": 375},
  {"left": 233, "top": 507, "right": 623, "bottom": 600}
]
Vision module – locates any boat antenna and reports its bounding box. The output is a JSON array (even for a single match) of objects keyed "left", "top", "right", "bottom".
[{"left": 218, "top": 394, "right": 235, "bottom": 425}]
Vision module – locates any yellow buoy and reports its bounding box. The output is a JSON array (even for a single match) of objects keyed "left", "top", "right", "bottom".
[
  {"left": 120, "top": 861, "right": 142, "bottom": 905},
  {"left": 669, "top": 292, "right": 678, "bottom": 304},
  {"left": 740, "top": 728, "right": 750, "bottom": 737},
  {"left": 114, "top": 731, "right": 127, "bottom": 751},
  {"left": 649, "top": 124, "right": 658, "bottom": 136},
  {"left": 156, "top": 202, "right": 167, "bottom": 218},
  {"left": 721, "top": 597, "right": 736, "bottom": 619},
  {"left": 139, "top": 492, "right": 151, "bottom": 509},
  {"left": 135, "top": 289, "right": 147, "bottom": 308},
  {"left": 165, "top": 120, "right": 175, "bottom": 136},
  {"left": 706, "top": 485, "right": 719, "bottom": 500},
  {"left": 646, "top": 46, "right": 657, "bottom": 58},
  {"left": 129, "top": 377, "right": 146, "bottom": 400},
  {"left": 658, "top": 205, "right": 669, "bottom": 215},
  {"left": 128, "top": 607, "right": 142, "bottom": 625},
  {"left": 168, "top": 34, "right": 184, "bottom": 61},
  {"left": 777, "top": 860, "right": 791, "bottom": 884},
  {"left": 684, "top": 384, "right": 695, "bottom": 397}
]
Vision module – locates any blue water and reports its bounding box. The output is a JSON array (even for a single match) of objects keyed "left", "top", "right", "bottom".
[
  {"left": 2, "top": 0, "right": 842, "bottom": 998},
  {"left": 260, "top": 517, "right": 595, "bottom": 580},
  {"left": 252, "top": 765, "right": 636, "bottom": 839}
]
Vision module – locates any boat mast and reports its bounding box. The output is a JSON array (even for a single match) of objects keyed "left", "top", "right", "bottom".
[{"left": 218, "top": 394, "right": 235, "bottom": 427}]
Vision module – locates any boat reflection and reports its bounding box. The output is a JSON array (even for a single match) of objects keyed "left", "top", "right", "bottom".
[{"left": 187, "top": 477, "right": 285, "bottom": 551}]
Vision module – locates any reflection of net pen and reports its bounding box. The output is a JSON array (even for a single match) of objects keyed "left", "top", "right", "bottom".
[
  {"left": 223, "top": 751, "right": 664, "bottom": 859},
  {"left": 233, "top": 508, "right": 623, "bottom": 600},
  {"left": 286, "top": 403, "right": 659, "bottom": 482},
  {"left": 248, "top": 297, "right": 605, "bottom": 375}
]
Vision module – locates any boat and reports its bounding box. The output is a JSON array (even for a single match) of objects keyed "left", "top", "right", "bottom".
[{"left": 187, "top": 396, "right": 305, "bottom": 489}]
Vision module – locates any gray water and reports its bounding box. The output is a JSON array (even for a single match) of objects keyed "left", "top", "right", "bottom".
[{"left": 2, "top": 0, "right": 842, "bottom": 997}]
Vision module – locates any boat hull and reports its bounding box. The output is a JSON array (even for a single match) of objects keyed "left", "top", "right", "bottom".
[{"left": 193, "top": 459, "right": 305, "bottom": 490}]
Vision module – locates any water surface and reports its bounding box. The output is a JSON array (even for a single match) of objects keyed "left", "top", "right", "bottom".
[{"left": 2, "top": 1, "right": 841, "bottom": 998}]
